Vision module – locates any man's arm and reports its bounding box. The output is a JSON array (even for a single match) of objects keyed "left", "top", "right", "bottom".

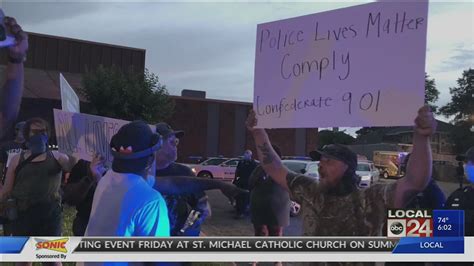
[
  {"left": 246, "top": 110, "right": 289, "bottom": 191},
  {"left": 53, "top": 151, "right": 78, "bottom": 172},
  {"left": 153, "top": 176, "right": 246, "bottom": 200},
  {"left": 393, "top": 106, "right": 437, "bottom": 208},
  {"left": 0, "top": 17, "right": 28, "bottom": 140}
]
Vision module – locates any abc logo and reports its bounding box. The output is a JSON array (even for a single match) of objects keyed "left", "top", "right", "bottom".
[
  {"left": 387, "top": 219, "right": 406, "bottom": 237},
  {"left": 389, "top": 222, "right": 404, "bottom": 235}
]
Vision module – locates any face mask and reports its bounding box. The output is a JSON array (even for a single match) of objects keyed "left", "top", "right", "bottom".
[
  {"left": 27, "top": 133, "right": 48, "bottom": 154},
  {"left": 466, "top": 162, "right": 474, "bottom": 183}
]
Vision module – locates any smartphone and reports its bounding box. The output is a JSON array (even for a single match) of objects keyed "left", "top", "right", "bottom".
[{"left": 0, "top": 8, "right": 15, "bottom": 48}]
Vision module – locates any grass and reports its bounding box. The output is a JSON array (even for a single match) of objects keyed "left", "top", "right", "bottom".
[
  {"left": 0, "top": 205, "right": 76, "bottom": 266},
  {"left": 61, "top": 205, "right": 76, "bottom": 237}
]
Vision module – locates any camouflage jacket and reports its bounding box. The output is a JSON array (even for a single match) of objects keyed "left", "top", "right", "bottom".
[{"left": 287, "top": 171, "right": 397, "bottom": 237}]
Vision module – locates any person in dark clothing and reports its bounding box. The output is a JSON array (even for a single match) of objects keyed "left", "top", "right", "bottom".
[
  {"left": 249, "top": 145, "right": 290, "bottom": 237},
  {"left": 62, "top": 155, "right": 107, "bottom": 236},
  {"left": 233, "top": 149, "right": 258, "bottom": 219},
  {"left": 155, "top": 122, "right": 210, "bottom": 236},
  {"left": 0, "top": 121, "right": 25, "bottom": 235},
  {"left": 0, "top": 118, "right": 76, "bottom": 237},
  {"left": 385, "top": 154, "right": 445, "bottom": 266},
  {"left": 445, "top": 147, "right": 474, "bottom": 236},
  {"left": 401, "top": 154, "right": 446, "bottom": 210},
  {"left": 0, "top": 121, "right": 25, "bottom": 183},
  {"left": 407, "top": 179, "right": 446, "bottom": 209}
]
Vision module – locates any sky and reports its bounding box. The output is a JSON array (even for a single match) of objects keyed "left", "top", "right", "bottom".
[{"left": 1, "top": 0, "right": 473, "bottom": 130}]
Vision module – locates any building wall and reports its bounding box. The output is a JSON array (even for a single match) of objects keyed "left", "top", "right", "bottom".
[
  {"left": 167, "top": 97, "right": 319, "bottom": 162},
  {"left": 0, "top": 32, "right": 146, "bottom": 74},
  {"left": 386, "top": 132, "right": 454, "bottom": 155}
]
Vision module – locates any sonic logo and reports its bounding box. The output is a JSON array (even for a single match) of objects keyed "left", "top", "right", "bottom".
[{"left": 35, "top": 238, "right": 68, "bottom": 253}]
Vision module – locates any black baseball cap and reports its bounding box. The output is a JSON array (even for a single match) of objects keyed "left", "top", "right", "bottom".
[
  {"left": 457, "top": 146, "right": 474, "bottom": 163},
  {"left": 310, "top": 144, "right": 357, "bottom": 171},
  {"left": 155, "top": 122, "right": 184, "bottom": 139},
  {"left": 110, "top": 120, "right": 161, "bottom": 160}
]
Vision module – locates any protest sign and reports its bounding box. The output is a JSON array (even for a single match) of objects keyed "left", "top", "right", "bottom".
[
  {"left": 60, "top": 73, "right": 80, "bottom": 113},
  {"left": 53, "top": 109, "right": 155, "bottom": 165},
  {"left": 254, "top": 1, "right": 428, "bottom": 128}
]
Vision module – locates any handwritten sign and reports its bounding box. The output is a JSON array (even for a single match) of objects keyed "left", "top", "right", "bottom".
[
  {"left": 254, "top": 1, "right": 428, "bottom": 128},
  {"left": 60, "top": 73, "right": 80, "bottom": 113},
  {"left": 53, "top": 109, "right": 155, "bottom": 165}
]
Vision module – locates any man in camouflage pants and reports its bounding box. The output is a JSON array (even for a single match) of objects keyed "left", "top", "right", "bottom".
[{"left": 246, "top": 106, "right": 437, "bottom": 266}]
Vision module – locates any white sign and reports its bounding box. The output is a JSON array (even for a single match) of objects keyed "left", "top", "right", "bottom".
[
  {"left": 53, "top": 109, "right": 155, "bottom": 165},
  {"left": 254, "top": 1, "right": 428, "bottom": 128},
  {"left": 60, "top": 73, "right": 80, "bottom": 113}
]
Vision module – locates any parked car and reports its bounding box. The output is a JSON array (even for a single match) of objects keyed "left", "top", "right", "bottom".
[
  {"left": 356, "top": 160, "right": 380, "bottom": 188},
  {"left": 282, "top": 160, "right": 319, "bottom": 179},
  {"left": 192, "top": 158, "right": 240, "bottom": 181}
]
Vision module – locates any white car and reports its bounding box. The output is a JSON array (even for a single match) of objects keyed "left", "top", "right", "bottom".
[
  {"left": 356, "top": 160, "right": 380, "bottom": 188},
  {"left": 282, "top": 160, "right": 319, "bottom": 179},
  {"left": 192, "top": 158, "right": 241, "bottom": 181}
]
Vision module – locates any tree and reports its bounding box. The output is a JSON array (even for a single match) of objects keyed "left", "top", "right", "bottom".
[
  {"left": 355, "top": 127, "right": 383, "bottom": 139},
  {"left": 440, "top": 69, "right": 473, "bottom": 123},
  {"left": 81, "top": 66, "right": 175, "bottom": 124},
  {"left": 449, "top": 120, "right": 474, "bottom": 154},
  {"left": 440, "top": 69, "right": 474, "bottom": 153},
  {"left": 356, "top": 73, "right": 441, "bottom": 141},
  {"left": 318, "top": 130, "right": 355, "bottom": 149},
  {"left": 425, "top": 73, "right": 440, "bottom": 113}
]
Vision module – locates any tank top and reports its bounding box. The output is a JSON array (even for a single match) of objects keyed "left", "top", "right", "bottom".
[{"left": 11, "top": 151, "right": 62, "bottom": 209}]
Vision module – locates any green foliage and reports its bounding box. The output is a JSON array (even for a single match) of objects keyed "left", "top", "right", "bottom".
[
  {"left": 81, "top": 66, "right": 175, "bottom": 123},
  {"left": 318, "top": 130, "right": 355, "bottom": 149},
  {"left": 439, "top": 69, "right": 474, "bottom": 153},
  {"left": 440, "top": 69, "right": 473, "bottom": 123},
  {"left": 425, "top": 73, "right": 440, "bottom": 113}
]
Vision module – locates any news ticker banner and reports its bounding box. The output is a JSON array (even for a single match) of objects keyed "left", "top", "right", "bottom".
[{"left": 1, "top": 237, "right": 473, "bottom": 262}]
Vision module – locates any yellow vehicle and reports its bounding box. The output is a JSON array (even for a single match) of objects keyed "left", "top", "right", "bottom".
[{"left": 373, "top": 151, "right": 409, "bottom": 179}]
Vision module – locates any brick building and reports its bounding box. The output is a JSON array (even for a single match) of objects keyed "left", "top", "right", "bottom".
[{"left": 0, "top": 32, "right": 319, "bottom": 162}]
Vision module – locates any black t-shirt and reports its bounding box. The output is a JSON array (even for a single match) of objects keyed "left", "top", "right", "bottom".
[
  {"left": 234, "top": 159, "right": 258, "bottom": 189},
  {"left": 0, "top": 140, "right": 24, "bottom": 182},
  {"left": 67, "top": 160, "right": 95, "bottom": 220},
  {"left": 155, "top": 162, "right": 207, "bottom": 236}
]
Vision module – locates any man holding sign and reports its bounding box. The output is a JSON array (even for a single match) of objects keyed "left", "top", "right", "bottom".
[{"left": 246, "top": 106, "right": 436, "bottom": 236}]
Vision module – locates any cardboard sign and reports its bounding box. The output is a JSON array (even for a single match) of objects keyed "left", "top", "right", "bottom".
[
  {"left": 60, "top": 73, "right": 80, "bottom": 113},
  {"left": 254, "top": 1, "right": 428, "bottom": 128},
  {"left": 53, "top": 109, "right": 155, "bottom": 165}
]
